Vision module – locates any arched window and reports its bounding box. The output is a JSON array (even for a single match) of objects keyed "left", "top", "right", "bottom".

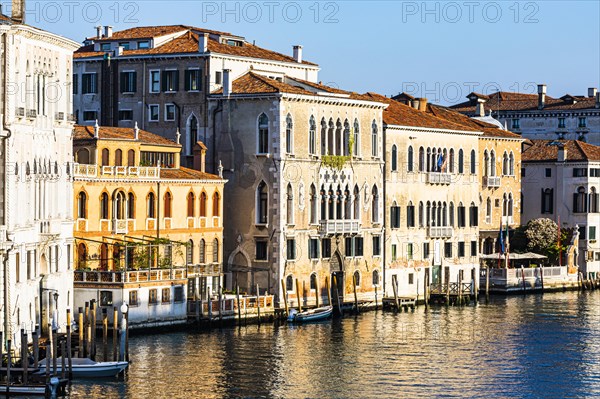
[
  {"left": 344, "top": 186, "right": 351, "bottom": 220},
  {"left": 502, "top": 194, "right": 508, "bottom": 217},
  {"left": 458, "top": 149, "right": 464, "bottom": 174},
  {"left": 509, "top": 152, "right": 515, "bottom": 176},
  {"left": 371, "top": 120, "right": 378, "bottom": 157},
  {"left": 187, "top": 114, "right": 199, "bottom": 156},
  {"left": 508, "top": 193, "right": 514, "bottom": 218},
  {"left": 353, "top": 185, "right": 360, "bottom": 220},
  {"left": 486, "top": 197, "right": 492, "bottom": 222},
  {"left": 502, "top": 152, "right": 508, "bottom": 175},
  {"left": 372, "top": 270, "right": 379, "bottom": 286},
  {"left": 343, "top": 119, "right": 350, "bottom": 156},
  {"left": 127, "top": 149, "right": 135, "bottom": 167},
  {"left": 147, "top": 192, "right": 156, "bottom": 218},
  {"left": 353, "top": 270, "right": 361, "bottom": 286},
  {"left": 310, "top": 184, "right": 317, "bottom": 224},
  {"left": 449, "top": 202, "right": 455, "bottom": 227},
  {"left": 164, "top": 192, "right": 172, "bottom": 218},
  {"left": 353, "top": 119, "right": 360, "bottom": 156},
  {"left": 127, "top": 192, "right": 135, "bottom": 219},
  {"left": 490, "top": 151, "right": 496, "bottom": 176},
  {"left": 308, "top": 116, "right": 316, "bottom": 155},
  {"left": 470, "top": 149, "right": 476, "bottom": 174},
  {"left": 199, "top": 239, "right": 206, "bottom": 263},
  {"left": 101, "top": 148, "right": 109, "bottom": 166},
  {"left": 310, "top": 273, "right": 317, "bottom": 290},
  {"left": 113, "top": 244, "right": 122, "bottom": 269},
  {"left": 590, "top": 187, "right": 599, "bottom": 213},
  {"left": 391, "top": 145, "right": 398, "bottom": 171},
  {"left": 320, "top": 118, "right": 327, "bottom": 156},
  {"left": 285, "top": 113, "right": 293, "bottom": 154},
  {"left": 327, "top": 187, "right": 334, "bottom": 220},
  {"left": 574, "top": 186, "right": 587, "bottom": 213},
  {"left": 100, "top": 192, "right": 109, "bottom": 219},
  {"left": 114, "top": 191, "right": 126, "bottom": 220},
  {"left": 285, "top": 275, "right": 294, "bottom": 291},
  {"left": 371, "top": 185, "right": 379, "bottom": 223},
  {"left": 186, "top": 239, "right": 194, "bottom": 265},
  {"left": 212, "top": 191, "right": 220, "bottom": 217},
  {"left": 257, "top": 113, "right": 269, "bottom": 154},
  {"left": 449, "top": 149, "right": 455, "bottom": 173},
  {"left": 77, "top": 191, "right": 87, "bottom": 219},
  {"left": 335, "top": 119, "right": 342, "bottom": 155},
  {"left": 335, "top": 185, "right": 342, "bottom": 219},
  {"left": 187, "top": 192, "right": 195, "bottom": 217},
  {"left": 327, "top": 119, "right": 335, "bottom": 155},
  {"left": 200, "top": 192, "right": 207, "bottom": 217},
  {"left": 286, "top": 184, "right": 294, "bottom": 225},
  {"left": 426, "top": 201, "right": 431, "bottom": 226},
  {"left": 77, "top": 243, "right": 87, "bottom": 269},
  {"left": 419, "top": 147, "right": 424, "bottom": 172},
  {"left": 77, "top": 148, "right": 90, "bottom": 164},
  {"left": 213, "top": 238, "right": 219, "bottom": 262},
  {"left": 426, "top": 148, "right": 431, "bottom": 172},
  {"left": 257, "top": 182, "right": 268, "bottom": 224},
  {"left": 320, "top": 185, "right": 327, "bottom": 221},
  {"left": 115, "top": 149, "right": 123, "bottom": 167},
  {"left": 407, "top": 146, "right": 413, "bottom": 172},
  {"left": 99, "top": 243, "right": 109, "bottom": 270},
  {"left": 418, "top": 201, "right": 424, "bottom": 227},
  {"left": 483, "top": 150, "right": 489, "bottom": 176}
]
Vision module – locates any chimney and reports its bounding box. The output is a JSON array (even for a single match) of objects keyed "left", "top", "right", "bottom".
[
  {"left": 11, "top": 0, "right": 24, "bottom": 23},
  {"left": 223, "top": 69, "right": 232, "bottom": 97},
  {"left": 96, "top": 26, "right": 103, "bottom": 39},
  {"left": 417, "top": 98, "right": 428, "bottom": 112},
  {"left": 557, "top": 144, "right": 567, "bottom": 162},
  {"left": 104, "top": 26, "right": 113, "bottom": 39},
  {"left": 596, "top": 92, "right": 600, "bottom": 109},
  {"left": 411, "top": 99, "right": 420, "bottom": 110},
  {"left": 193, "top": 142, "right": 207, "bottom": 172},
  {"left": 476, "top": 101, "right": 485, "bottom": 117},
  {"left": 538, "top": 84, "right": 547, "bottom": 109},
  {"left": 175, "top": 128, "right": 181, "bottom": 145},
  {"left": 134, "top": 121, "right": 139, "bottom": 140},
  {"left": 589, "top": 88, "right": 597, "bottom": 98},
  {"left": 115, "top": 46, "right": 124, "bottom": 57},
  {"left": 293, "top": 45, "right": 303, "bottom": 63},
  {"left": 94, "top": 120, "right": 99, "bottom": 139},
  {"left": 198, "top": 32, "right": 208, "bottom": 53}
]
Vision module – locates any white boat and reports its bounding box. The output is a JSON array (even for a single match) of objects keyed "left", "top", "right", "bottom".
[
  {"left": 288, "top": 306, "right": 333, "bottom": 322},
  {"left": 38, "top": 358, "right": 128, "bottom": 378},
  {"left": 0, "top": 384, "right": 48, "bottom": 396}
]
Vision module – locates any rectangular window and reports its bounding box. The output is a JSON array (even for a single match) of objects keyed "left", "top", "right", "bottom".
[
  {"left": 138, "top": 40, "right": 150, "bottom": 49},
  {"left": 579, "top": 117, "right": 587, "bottom": 128},
  {"left": 541, "top": 188, "right": 554, "bottom": 214},
  {"left": 73, "top": 74, "right": 79, "bottom": 95},
  {"left": 458, "top": 241, "right": 465, "bottom": 257},
  {"left": 148, "top": 104, "right": 159, "bottom": 122},
  {"left": 469, "top": 205, "right": 478, "bottom": 227},
  {"left": 373, "top": 236, "right": 381, "bottom": 256},
  {"left": 99, "top": 290, "right": 113, "bottom": 306},
  {"left": 391, "top": 244, "right": 397, "bottom": 261},
  {"left": 345, "top": 237, "right": 353, "bottom": 257},
  {"left": 558, "top": 117, "right": 565, "bottom": 128},
  {"left": 355, "top": 237, "right": 364, "bottom": 257},
  {"left": 184, "top": 69, "right": 202, "bottom": 91},
  {"left": 83, "top": 111, "right": 97, "bottom": 121},
  {"left": 471, "top": 241, "right": 478, "bottom": 257},
  {"left": 406, "top": 204, "right": 415, "bottom": 227},
  {"left": 511, "top": 118, "right": 520, "bottom": 129},
  {"left": 423, "top": 242, "right": 430, "bottom": 259},
  {"left": 255, "top": 240, "right": 267, "bottom": 260},
  {"left": 591, "top": 169, "right": 600, "bottom": 177},
  {"left": 391, "top": 206, "right": 400, "bottom": 228},
  {"left": 119, "top": 42, "right": 130, "bottom": 50},
  {"left": 408, "top": 273, "right": 414, "bottom": 285},
  {"left": 407, "top": 243, "right": 413, "bottom": 260},
  {"left": 573, "top": 168, "right": 588, "bottom": 177},
  {"left": 580, "top": 225, "right": 587, "bottom": 240},
  {"left": 118, "top": 109, "right": 133, "bottom": 121},
  {"left": 149, "top": 289, "right": 158, "bottom": 305},
  {"left": 309, "top": 238, "right": 320, "bottom": 259},
  {"left": 215, "top": 71, "right": 222, "bottom": 85},
  {"left": 174, "top": 286, "right": 184, "bottom": 302},
  {"left": 162, "top": 70, "right": 179, "bottom": 92},
  {"left": 590, "top": 226, "right": 597, "bottom": 241},
  {"left": 322, "top": 238, "right": 331, "bottom": 258},
  {"left": 82, "top": 73, "right": 97, "bottom": 94},
  {"left": 457, "top": 206, "right": 466, "bottom": 227},
  {"left": 149, "top": 70, "right": 160, "bottom": 93},
  {"left": 165, "top": 104, "right": 176, "bottom": 121},
  {"left": 444, "top": 242, "right": 452, "bottom": 258},
  {"left": 286, "top": 239, "right": 296, "bottom": 260},
  {"left": 100, "top": 43, "right": 111, "bottom": 51},
  {"left": 162, "top": 288, "right": 170, "bottom": 303},
  {"left": 120, "top": 71, "right": 137, "bottom": 93},
  {"left": 129, "top": 290, "right": 139, "bottom": 306},
  {"left": 545, "top": 168, "right": 552, "bottom": 177}
]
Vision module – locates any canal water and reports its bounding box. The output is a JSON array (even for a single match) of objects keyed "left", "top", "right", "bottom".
[{"left": 69, "top": 291, "right": 600, "bottom": 398}]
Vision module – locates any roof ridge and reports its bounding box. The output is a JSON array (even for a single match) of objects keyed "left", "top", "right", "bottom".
[{"left": 248, "top": 71, "right": 283, "bottom": 91}]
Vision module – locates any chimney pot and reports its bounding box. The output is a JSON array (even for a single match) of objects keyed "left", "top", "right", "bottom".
[
  {"left": 96, "top": 25, "right": 103, "bottom": 39},
  {"left": 411, "top": 99, "right": 420, "bottom": 110},
  {"left": 104, "top": 26, "right": 113, "bottom": 38},
  {"left": 94, "top": 120, "right": 99, "bottom": 139},
  {"left": 193, "top": 142, "right": 207, "bottom": 172},
  {"left": 134, "top": 121, "right": 139, "bottom": 140},
  {"left": 223, "top": 69, "right": 232, "bottom": 97},
  {"left": 198, "top": 32, "right": 208, "bottom": 53},
  {"left": 589, "top": 87, "right": 597, "bottom": 98},
  {"left": 293, "top": 45, "right": 303, "bottom": 63},
  {"left": 538, "top": 84, "right": 547, "bottom": 109},
  {"left": 11, "top": 0, "right": 24, "bottom": 23},
  {"left": 417, "top": 98, "right": 428, "bottom": 112},
  {"left": 476, "top": 101, "right": 485, "bottom": 117},
  {"left": 558, "top": 145, "right": 567, "bottom": 162}
]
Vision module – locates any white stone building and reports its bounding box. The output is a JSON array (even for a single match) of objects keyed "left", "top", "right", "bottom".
[
  {"left": 522, "top": 139, "right": 600, "bottom": 276},
  {"left": 1, "top": 2, "right": 79, "bottom": 342}
]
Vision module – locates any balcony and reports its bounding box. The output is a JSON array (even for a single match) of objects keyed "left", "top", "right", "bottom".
[
  {"left": 427, "top": 172, "right": 451, "bottom": 185},
  {"left": 26, "top": 109, "right": 37, "bottom": 119},
  {"left": 40, "top": 219, "right": 62, "bottom": 236},
  {"left": 15, "top": 107, "right": 25, "bottom": 117},
  {"left": 55, "top": 112, "right": 65, "bottom": 121},
  {"left": 428, "top": 226, "right": 453, "bottom": 238},
  {"left": 187, "top": 263, "right": 221, "bottom": 277},
  {"left": 74, "top": 267, "right": 188, "bottom": 285},
  {"left": 73, "top": 163, "right": 160, "bottom": 179},
  {"left": 319, "top": 219, "right": 360, "bottom": 235},
  {"left": 502, "top": 216, "right": 514, "bottom": 225},
  {"left": 484, "top": 176, "right": 501, "bottom": 188},
  {"left": 68, "top": 114, "right": 77, "bottom": 122},
  {"left": 112, "top": 219, "right": 128, "bottom": 234}
]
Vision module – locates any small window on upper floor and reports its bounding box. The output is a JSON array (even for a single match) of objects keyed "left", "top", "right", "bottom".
[
  {"left": 511, "top": 118, "right": 520, "bottom": 129},
  {"left": 545, "top": 168, "right": 552, "bottom": 177},
  {"left": 215, "top": 71, "right": 222, "bottom": 85},
  {"left": 579, "top": 117, "right": 587, "bottom": 128},
  {"left": 119, "top": 42, "right": 130, "bottom": 50},
  {"left": 138, "top": 40, "right": 150, "bottom": 49},
  {"left": 100, "top": 43, "right": 111, "bottom": 51},
  {"left": 558, "top": 117, "right": 566, "bottom": 128}
]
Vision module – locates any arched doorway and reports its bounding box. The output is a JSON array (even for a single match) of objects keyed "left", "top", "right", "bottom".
[
  {"left": 330, "top": 251, "right": 344, "bottom": 309},
  {"left": 231, "top": 251, "right": 250, "bottom": 294}
]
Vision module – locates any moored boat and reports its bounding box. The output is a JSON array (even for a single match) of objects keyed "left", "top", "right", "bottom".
[
  {"left": 38, "top": 358, "right": 128, "bottom": 378},
  {"left": 288, "top": 306, "right": 333, "bottom": 323}
]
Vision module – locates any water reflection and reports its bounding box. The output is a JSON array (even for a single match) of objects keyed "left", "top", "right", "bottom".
[{"left": 70, "top": 291, "right": 600, "bottom": 398}]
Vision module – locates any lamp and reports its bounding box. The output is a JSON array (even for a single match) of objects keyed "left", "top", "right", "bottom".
[{"left": 120, "top": 302, "right": 128, "bottom": 315}]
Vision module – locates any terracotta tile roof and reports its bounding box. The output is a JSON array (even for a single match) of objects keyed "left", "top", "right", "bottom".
[
  {"left": 451, "top": 91, "right": 598, "bottom": 113},
  {"left": 425, "top": 104, "right": 521, "bottom": 139},
  {"left": 161, "top": 166, "right": 222, "bottom": 180},
  {"left": 73, "top": 125, "right": 180, "bottom": 147},
  {"left": 93, "top": 25, "right": 231, "bottom": 41},
  {"left": 522, "top": 140, "right": 600, "bottom": 162},
  {"left": 74, "top": 28, "right": 317, "bottom": 66},
  {"left": 0, "top": 13, "right": 12, "bottom": 22},
  {"left": 362, "top": 93, "right": 480, "bottom": 132}
]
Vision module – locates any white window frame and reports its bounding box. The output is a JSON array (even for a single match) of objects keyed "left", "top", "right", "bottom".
[
  {"left": 148, "top": 104, "right": 159, "bottom": 122},
  {"left": 121, "top": 70, "right": 136, "bottom": 94},
  {"left": 149, "top": 70, "right": 160, "bottom": 93},
  {"left": 165, "top": 103, "right": 176, "bottom": 122}
]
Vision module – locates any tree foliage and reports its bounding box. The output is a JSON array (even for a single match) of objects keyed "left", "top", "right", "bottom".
[{"left": 524, "top": 218, "right": 571, "bottom": 264}]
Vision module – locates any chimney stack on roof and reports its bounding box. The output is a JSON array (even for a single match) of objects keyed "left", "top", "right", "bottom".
[
  {"left": 410, "top": 99, "right": 420, "bottom": 110},
  {"left": 94, "top": 120, "right": 99, "bottom": 139},
  {"left": 557, "top": 144, "right": 567, "bottom": 162},
  {"left": 538, "top": 84, "right": 547, "bottom": 109},
  {"left": 104, "top": 26, "right": 113, "bottom": 38},
  {"left": 589, "top": 87, "right": 598, "bottom": 98},
  {"left": 134, "top": 121, "right": 139, "bottom": 140},
  {"left": 198, "top": 32, "right": 208, "bottom": 53},
  {"left": 96, "top": 26, "right": 103, "bottom": 39},
  {"left": 417, "top": 98, "right": 428, "bottom": 112},
  {"left": 293, "top": 45, "right": 303, "bottom": 63},
  {"left": 223, "top": 69, "right": 232, "bottom": 97},
  {"left": 11, "top": 0, "right": 24, "bottom": 23},
  {"left": 476, "top": 100, "right": 485, "bottom": 117},
  {"left": 193, "top": 142, "right": 207, "bottom": 172}
]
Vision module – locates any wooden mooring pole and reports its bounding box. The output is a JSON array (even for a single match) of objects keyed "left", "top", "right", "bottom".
[
  {"left": 332, "top": 275, "right": 342, "bottom": 315},
  {"left": 33, "top": 327, "right": 39, "bottom": 369},
  {"left": 485, "top": 266, "right": 490, "bottom": 302},
  {"left": 66, "top": 309, "right": 73, "bottom": 379},
  {"left": 78, "top": 307, "right": 84, "bottom": 358},
  {"left": 91, "top": 300, "right": 97, "bottom": 360},
  {"left": 391, "top": 274, "right": 399, "bottom": 311},
  {"left": 256, "top": 284, "right": 261, "bottom": 325},
  {"left": 315, "top": 277, "right": 320, "bottom": 308},
  {"left": 102, "top": 308, "right": 108, "bottom": 361},
  {"left": 61, "top": 341, "right": 66, "bottom": 380},
  {"left": 325, "top": 276, "right": 332, "bottom": 307},
  {"left": 539, "top": 266, "right": 544, "bottom": 292},
  {"left": 352, "top": 273, "right": 359, "bottom": 313},
  {"left": 113, "top": 307, "right": 118, "bottom": 361},
  {"left": 6, "top": 339, "right": 11, "bottom": 395},
  {"left": 295, "top": 278, "right": 302, "bottom": 312},
  {"left": 21, "top": 329, "right": 28, "bottom": 384},
  {"left": 280, "top": 279, "right": 289, "bottom": 317},
  {"left": 236, "top": 285, "right": 242, "bottom": 324}
]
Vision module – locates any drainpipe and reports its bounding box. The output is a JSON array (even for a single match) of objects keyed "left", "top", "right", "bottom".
[
  {"left": 141, "top": 60, "right": 146, "bottom": 130},
  {"left": 211, "top": 100, "right": 223, "bottom": 174}
]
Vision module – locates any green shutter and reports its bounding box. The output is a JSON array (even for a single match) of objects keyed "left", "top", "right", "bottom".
[{"left": 184, "top": 70, "right": 191, "bottom": 91}]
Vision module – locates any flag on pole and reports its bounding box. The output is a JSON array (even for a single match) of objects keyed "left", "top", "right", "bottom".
[
  {"left": 437, "top": 154, "right": 444, "bottom": 172},
  {"left": 505, "top": 220, "right": 510, "bottom": 268},
  {"left": 499, "top": 220, "right": 505, "bottom": 255},
  {"left": 557, "top": 215, "right": 561, "bottom": 267}
]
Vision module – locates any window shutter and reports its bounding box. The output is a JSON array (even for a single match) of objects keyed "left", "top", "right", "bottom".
[
  {"left": 174, "top": 70, "right": 180, "bottom": 91},
  {"left": 132, "top": 72, "right": 137, "bottom": 92},
  {"left": 119, "top": 72, "right": 125, "bottom": 93},
  {"left": 573, "top": 193, "right": 578, "bottom": 212}
]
